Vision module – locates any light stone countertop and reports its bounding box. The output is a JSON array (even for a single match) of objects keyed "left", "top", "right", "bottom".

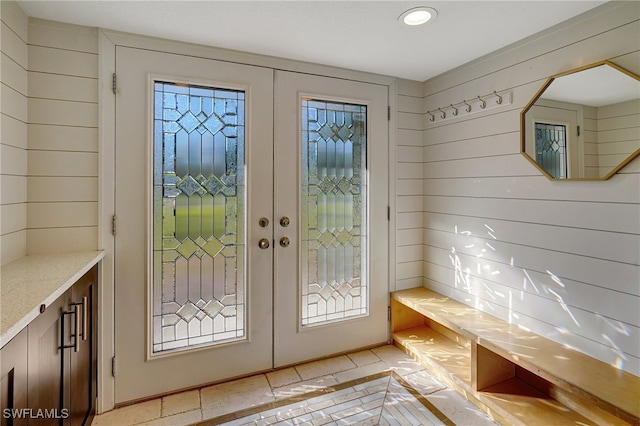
[{"left": 1, "top": 251, "right": 105, "bottom": 348}]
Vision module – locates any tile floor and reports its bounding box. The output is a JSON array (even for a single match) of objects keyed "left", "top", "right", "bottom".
[
  {"left": 206, "top": 371, "right": 454, "bottom": 426},
  {"left": 91, "top": 345, "right": 498, "bottom": 426}
]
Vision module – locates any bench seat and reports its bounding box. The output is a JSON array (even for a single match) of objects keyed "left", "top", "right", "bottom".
[{"left": 391, "top": 287, "right": 639, "bottom": 426}]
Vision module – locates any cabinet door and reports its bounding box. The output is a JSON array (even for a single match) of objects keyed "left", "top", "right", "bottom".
[
  {"left": 1, "top": 329, "right": 28, "bottom": 426},
  {"left": 66, "top": 268, "right": 96, "bottom": 426},
  {"left": 27, "top": 291, "right": 68, "bottom": 425}
]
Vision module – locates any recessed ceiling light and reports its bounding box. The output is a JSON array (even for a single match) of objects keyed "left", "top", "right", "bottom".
[{"left": 399, "top": 7, "right": 438, "bottom": 26}]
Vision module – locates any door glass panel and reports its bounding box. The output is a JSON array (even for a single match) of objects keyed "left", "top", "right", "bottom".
[
  {"left": 535, "top": 122, "right": 567, "bottom": 179},
  {"left": 301, "top": 99, "right": 368, "bottom": 326},
  {"left": 153, "top": 81, "right": 246, "bottom": 353}
]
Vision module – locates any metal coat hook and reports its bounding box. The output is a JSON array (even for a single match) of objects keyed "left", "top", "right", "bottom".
[
  {"left": 477, "top": 96, "right": 486, "bottom": 109},
  {"left": 463, "top": 99, "right": 472, "bottom": 113},
  {"left": 494, "top": 91, "right": 503, "bottom": 105},
  {"left": 450, "top": 104, "right": 458, "bottom": 116},
  {"left": 438, "top": 107, "right": 446, "bottom": 119},
  {"left": 427, "top": 110, "right": 435, "bottom": 122}
]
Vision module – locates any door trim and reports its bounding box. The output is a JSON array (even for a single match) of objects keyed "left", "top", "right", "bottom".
[{"left": 97, "top": 29, "right": 397, "bottom": 413}]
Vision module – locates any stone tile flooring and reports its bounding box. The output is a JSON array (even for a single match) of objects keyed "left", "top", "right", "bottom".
[
  {"left": 91, "top": 345, "right": 498, "bottom": 426},
  {"left": 205, "top": 372, "right": 454, "bottom": 426}
]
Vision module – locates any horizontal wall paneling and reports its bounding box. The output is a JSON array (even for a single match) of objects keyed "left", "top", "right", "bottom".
[
  {"left": 1, "top": 0, "right": 28, "bottom": 264},
  {"left": 421, "top": 1, "right": 639, "bottom": 375}
]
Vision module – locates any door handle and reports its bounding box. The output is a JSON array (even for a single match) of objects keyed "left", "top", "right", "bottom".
[
  {"left": 279, "top": 217, "right": 290, "bottom": 227},
  {"left": 279, "top": 237, "right": 290, "bottom": 248},
  {"left": 258, "top": 238, "right": 270, "bottom": 249}
]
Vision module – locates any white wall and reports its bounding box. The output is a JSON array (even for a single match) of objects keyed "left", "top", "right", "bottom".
[
  {"left": 1, "top": 4, "right": 99, "bottom": 263},
  {"left": 421, "top": 1, "right": 640, "bottom": 375},
  {"left": 26, "top": 18, "right": 99, "bottom": 254},
  {"left": 1, "top": 0, "right": 28, "bottom": 265},
  {"left": 595, "top": 99, "right": 640, "bottom": 177},
  {"left": 395, "top": 79, "right": 424, "bottom": 290}
]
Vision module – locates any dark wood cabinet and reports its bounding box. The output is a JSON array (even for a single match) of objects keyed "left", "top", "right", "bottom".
[
  {"left": 63, "top": 268, "right": 97, "bottom": 426},
  {"left": 27, "top": 292, "right": 68, "bottom": 425},
  {"left": 1, "top": 266, "right": 97, "bottom": 426},
  {"left": 1, "top": 329, "right": 28, "bottom": 426}
]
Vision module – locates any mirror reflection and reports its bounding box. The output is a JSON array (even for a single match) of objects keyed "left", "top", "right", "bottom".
[{"left": 521, "top": 61, "right": 640, "bottom": 180}]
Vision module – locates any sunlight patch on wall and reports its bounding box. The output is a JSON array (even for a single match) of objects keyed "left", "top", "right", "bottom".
[{"left": 445, "top": 221, "right": 634, "bottom": 371}]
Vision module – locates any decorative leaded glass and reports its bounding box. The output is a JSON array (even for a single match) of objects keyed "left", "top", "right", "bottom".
[
  {"left": 301, "top": 99, "right": 368, "bottom": 326},
  {"left": 535, "top": 122, "right": 567, "bottom": 179},
  {"left": 153, "top": 81, "right": 245, "bottom": 353}
]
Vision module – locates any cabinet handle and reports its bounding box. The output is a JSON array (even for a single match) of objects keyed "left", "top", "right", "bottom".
[
  {"left": 73, "top": 303, "right": 81, "bottom": 352},
  {"left": 62, "top": 304, "right": 81, "bottom": 352},
  {"left": 81, "top": 296, "right": 88, "bottom": 341}
]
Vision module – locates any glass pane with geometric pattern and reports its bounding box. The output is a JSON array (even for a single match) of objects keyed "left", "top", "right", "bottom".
[
  {"left": 535, "top": 122, "right": 567, "bottom": 179},
  {"left": 153, "top": 81, "right": 246, "bottom": 353},
  {"left": 301, "top": 99, "right": 368, "bottom": 326}
]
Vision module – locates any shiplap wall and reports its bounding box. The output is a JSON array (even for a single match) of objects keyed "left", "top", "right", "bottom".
[
  {"left": 395, "top": 79, "right": 424, "bottom": 290},
  {"left": 26, "top": 19, "right": 98, "bottom": 254},
  {"left": 596, "top": 99, "right": 640, "bottom": 176},
  {"left": 584, "top": 104, "right": 600, "bottom": 178},
  {"left": 0, "top": 0, "right": 28, "bottom": 265},
  {"left": 421, "top": 1, "right": 640, "bottom": 375}
]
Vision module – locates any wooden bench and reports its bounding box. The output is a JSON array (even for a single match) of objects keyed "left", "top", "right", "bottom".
[{"left": 391, "top": 287, "right": 639, "bottom": 426}]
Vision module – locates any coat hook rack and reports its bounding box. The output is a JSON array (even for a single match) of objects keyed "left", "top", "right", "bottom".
[{"left": 426, "top": 90, "right": 512, "bottom": 124}]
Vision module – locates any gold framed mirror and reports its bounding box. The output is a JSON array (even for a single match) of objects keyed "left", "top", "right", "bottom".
[{"left": 521, "top": 60, "right": 640, "bottom": 180}]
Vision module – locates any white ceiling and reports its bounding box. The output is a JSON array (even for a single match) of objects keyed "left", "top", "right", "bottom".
[{"left": 17, "top": 0, "right": 608, "bottom": 81}]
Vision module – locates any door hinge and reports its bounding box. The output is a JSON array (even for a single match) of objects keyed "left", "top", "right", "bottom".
[
  {"left": 387, "top": 206, "right": 391, "bottom": 221},
  {"left": 387, "top": 106, "right": 391, "bottom": 121},
  {"left": 112, "top": 73, "right": 117, "bottom": 94},
  {"left": 577, "top": 125, "right": 581, "bottom": 137},
  {"left": 112, "top": 215, "right": 116, "bottom": 236},
  {"left": 388, "top": 306, "right": 391, "bottom": 321},
  {"left": 111, "top": 356, "right": 116, "bottom": 377}
]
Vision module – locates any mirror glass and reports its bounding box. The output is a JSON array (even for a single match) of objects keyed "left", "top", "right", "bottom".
[{"left": 521, "top": 61, "right": 640, "bottom": 180}]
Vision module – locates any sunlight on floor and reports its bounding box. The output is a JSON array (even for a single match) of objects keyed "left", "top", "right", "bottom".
[{"left": 91, "top": 345, "right": 498, "bottom": 426}]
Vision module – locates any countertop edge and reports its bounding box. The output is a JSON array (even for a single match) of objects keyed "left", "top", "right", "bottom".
[{"left": 1, "top": 251, "right": 105, "bottom": 348}]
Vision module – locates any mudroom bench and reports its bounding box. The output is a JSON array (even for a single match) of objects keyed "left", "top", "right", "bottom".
[{"left": 391, "top": 287, "right": 639, "bottom": 426}]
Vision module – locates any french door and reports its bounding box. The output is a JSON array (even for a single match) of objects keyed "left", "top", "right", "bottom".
[
  {"left": 273, "top": 71, "right": 389, "bottom": 367},
  {"left": 114, "top": 47, "right": 388, "bottom": 403}
]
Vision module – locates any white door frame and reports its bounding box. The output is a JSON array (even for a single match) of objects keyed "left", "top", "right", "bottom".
[{"left": 98, "top": 29, "right": 397, "bottom": 413}]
